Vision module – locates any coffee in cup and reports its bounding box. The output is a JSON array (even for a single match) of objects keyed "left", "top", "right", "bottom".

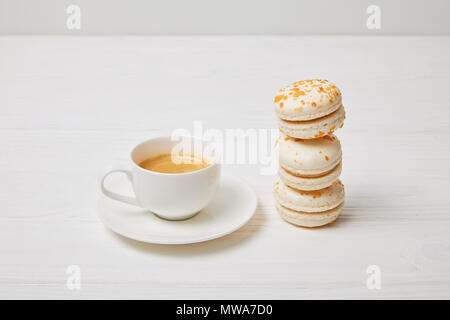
[
  {"left": 138, "top": 153, "right": 211, "bottom": 174},
  {"left": 100, "top": 136, "right": 220, "bottom": 220}
]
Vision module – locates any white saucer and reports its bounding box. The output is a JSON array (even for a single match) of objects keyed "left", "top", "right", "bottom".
[{"left": 97, "top": 174, "right": 257, "bottom": 244}]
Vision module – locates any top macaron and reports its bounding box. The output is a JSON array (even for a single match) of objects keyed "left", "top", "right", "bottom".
[{"left": 274, "top": 79, "right": 342, "bottom": 121}]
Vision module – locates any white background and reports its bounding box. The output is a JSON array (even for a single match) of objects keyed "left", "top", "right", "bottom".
[
  {"left": 0, "top": 0, "right": 450, "bottom": 300},
  {"left": 0, "top": 0, "right": 449, "bottom": 35}
]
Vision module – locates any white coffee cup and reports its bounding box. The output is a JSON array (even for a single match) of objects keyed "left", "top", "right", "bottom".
[{"left": 100, "top": 136, "right": 221, "bottom": 220}]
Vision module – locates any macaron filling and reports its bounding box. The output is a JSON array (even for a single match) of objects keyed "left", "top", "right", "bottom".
[
  {"left": 279, "top": 104, "right": 344, "bottom": 125},
  {"left": 280, "top": 160, "right": 341, "bottom": 178},
  {"left": 274, "top": 179, "right": 345, "bottom": 213},
  {"left": 275, "top": 200, "right": 343, "bottom": 228},
  {"left": 278, "top": 105, "right": 345, "bottom": 139}
]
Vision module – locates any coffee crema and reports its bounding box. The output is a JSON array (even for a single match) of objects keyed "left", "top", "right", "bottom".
[{"left": 138, "top": 153, "right": 211, "bottom": 174}]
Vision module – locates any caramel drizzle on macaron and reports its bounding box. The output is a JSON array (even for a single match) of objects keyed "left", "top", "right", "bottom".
[{"left": 274, "top": 79, "right": 341, "bottom": 109}]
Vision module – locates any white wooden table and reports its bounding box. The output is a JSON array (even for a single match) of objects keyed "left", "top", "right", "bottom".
[{"left": 1, "top": 36, "right": 449, "bottom": 299}]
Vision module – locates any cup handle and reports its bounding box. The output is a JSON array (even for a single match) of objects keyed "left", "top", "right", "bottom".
[{"left": 100, "top": 165, "right": 140, "bottom": 206}]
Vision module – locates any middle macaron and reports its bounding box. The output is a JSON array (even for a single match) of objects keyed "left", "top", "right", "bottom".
[{"left": 279, "top": 134, "right": 342, "bottom": 191}]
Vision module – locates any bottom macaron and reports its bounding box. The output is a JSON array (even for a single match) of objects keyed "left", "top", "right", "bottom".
[
  {"left": 273, "top": 179, "right": 345, "bottom": 227},
  {"left": 275, "top": 198, "right": 343, "bottom": 228}
]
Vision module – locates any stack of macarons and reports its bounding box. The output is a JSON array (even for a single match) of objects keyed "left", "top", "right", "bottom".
[{"left": 273, "top": 79, "right": 346, "bottom": 227}]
